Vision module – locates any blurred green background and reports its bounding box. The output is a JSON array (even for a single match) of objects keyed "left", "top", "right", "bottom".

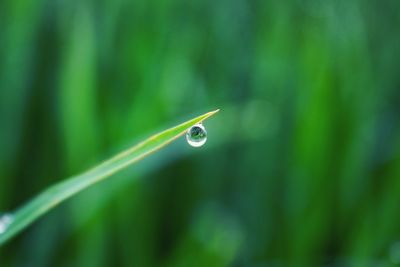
[{"left": 1, "top": 0, "right": 400, "bottom": 266}]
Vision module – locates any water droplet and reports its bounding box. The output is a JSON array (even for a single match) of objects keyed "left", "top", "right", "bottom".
[
  {"left": 186, "top": 123, "right": 207, "bottom": 147},
  {"left": 0, "top": 214, "right": 13, "bottom": 234}
]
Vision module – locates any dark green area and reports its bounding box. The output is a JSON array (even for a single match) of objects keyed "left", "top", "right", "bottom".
[{"left": 1, "top": 0, "right": 400, "bottom": 266}]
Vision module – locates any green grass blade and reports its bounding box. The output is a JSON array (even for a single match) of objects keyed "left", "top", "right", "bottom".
[{"left": 0, "top": 109, "right": 219, "bottom": 245}]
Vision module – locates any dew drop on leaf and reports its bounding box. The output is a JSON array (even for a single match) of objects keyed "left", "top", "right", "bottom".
[
  {"left": 186, "top": 123, "right": 207, "bottom": 147},
  {"left": 0, "top": 214, "right": 13, "bottom": 234}
]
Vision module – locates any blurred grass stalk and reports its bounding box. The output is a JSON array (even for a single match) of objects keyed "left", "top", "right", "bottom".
[{"left": 1, "top": 0, "right": 400, "bottom": 266}]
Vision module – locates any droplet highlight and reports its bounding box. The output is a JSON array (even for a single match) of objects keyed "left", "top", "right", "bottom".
[
  {"left": 0, "top": 214, "right": 13, "bottom": 234},
  {"left": 186, "top": 123, "right": 207, "bottom": 147}
]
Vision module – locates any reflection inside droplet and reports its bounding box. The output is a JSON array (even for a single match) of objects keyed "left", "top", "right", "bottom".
[
  {"left": 186, "top": 123, "right": 207, "bottom": 147},
  {"left": 0, "top": 214, "right": 13, "bottom": 234}
]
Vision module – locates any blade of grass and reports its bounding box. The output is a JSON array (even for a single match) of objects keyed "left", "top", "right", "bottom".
[{"left": 0, "top": 109, "right": 219, "bottom": 245}]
